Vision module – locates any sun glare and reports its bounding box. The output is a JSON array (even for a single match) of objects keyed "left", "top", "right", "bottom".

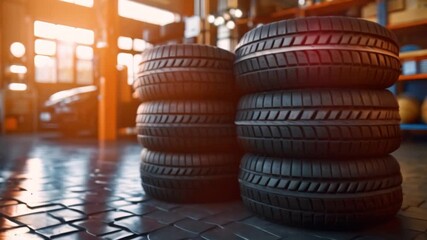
[
  {"left": 118, "top": 0, "right": 179, "bottom": 26},
  {"left": 34, "top": 21, "right": 94, "bottom": 45}
]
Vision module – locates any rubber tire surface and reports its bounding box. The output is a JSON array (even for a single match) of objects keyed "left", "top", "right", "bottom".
[
  {"left": 141, "top": 149, "right": 240, "bottom": 203},
  {"left": 239, "top": 154, "right": 402, "bottom": 229},
  {"left": 234, "top": 16, "right": 400, "bottom": 94},
  {"left": 235, "top": 89, "right": 401, "bottom": 158},
  {"left": 134, "top": 44, "right": 236, "bottom": 101},
  {"left": 137, "top": 100, "right": 237, "bottom": 153}
]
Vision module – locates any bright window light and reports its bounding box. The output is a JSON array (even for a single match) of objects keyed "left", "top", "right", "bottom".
[
  {"left": 35, "top": 55, "right": 57, "bottom": 83},
  {"left": 34, "top": 21, "right": 57, "bottom": 39},
  {"left": 34, "top": 21, "right": 94, "bottom": 45},
  {"left": 117, "top": 53, "right": 133, "bottom": 67},
  {"left": 76, "top": 45, "right": 93, "bottom": 60},
  {"left": 118, "top": 0, "right": 178, "bottom": 26},
  {"left": 60, "top": 0, "right": 93, "bottom": 7},
  {"left": 56, "top": 24, "right": 77, "bottom": 43},
  {"left": 118, "top": 36, "right": 133, "bottom": 50},
  {"left": 35, "top": 39, "right": 57, "bottom": 56},
  {"left": 133, "top": 54, "right": 142, "bottom": 85},
  {"left": 133, "top": 39, "right": 146, "bottom": 52},
  {"left": 75, "top": 28, "right": 94, "bottom": 45},
  {"left": 10, "top": 65, "right": 28, "bottom": 74},
  {"left": 74, "top": 0, "right": 93, "bottom": 7},
  {"left": 77, "top": 60, "right": 93, "bottom": 84},
  {"left": 117, "top": 52, "right": 134, "bottom": 84},
  {"left": 58, "top": 42, "right": 74, "bottom": 83},
  {"left": 8, "top": 83, "right": 27, "bottom": 91}
]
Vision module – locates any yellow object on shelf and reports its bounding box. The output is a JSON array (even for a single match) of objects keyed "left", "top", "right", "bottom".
[
  {"left": 422, "top": 98, "right": 427, "bottom": 124},
  {"left": 398, "top": 95, "right": 421, "bottom": 123}
]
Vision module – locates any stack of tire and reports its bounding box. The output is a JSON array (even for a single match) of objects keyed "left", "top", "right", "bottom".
[
  {"left": 234, "top": 17, "right": 403, "bottom": 228},
  {"left": 134, "top": 44, "right": 240, "bottom": 203}
]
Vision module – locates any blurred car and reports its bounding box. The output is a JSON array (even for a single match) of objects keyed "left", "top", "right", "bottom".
[
  {"left": 40, "top": 85, "right": 140, "bottom": 137},
  {"left": 40, "top": 85, "right": 98, "bottom": 136}
]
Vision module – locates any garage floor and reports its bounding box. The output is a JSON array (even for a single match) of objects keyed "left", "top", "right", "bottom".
[{"left": 0, "top": 134, "right": 426, "bottom": 240}]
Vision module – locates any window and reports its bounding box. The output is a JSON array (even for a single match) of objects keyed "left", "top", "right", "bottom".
[
  {"left": 57, "top": 42, "right": 74, "bottom": 83},
  {"left": 35, "top": 39, "right": 56, "bottom": 56},
  {"left": 133, "top": 39, "right": 147, "bottom": 52},
  {"left": 117, "top": 36, "right": 152, "bottom": 85},
  {"left": 118, "top": 0, "right": 179, "bottom": 26},
  {"left": 76, "top": 45, "right": 93, "bottom": 84},
  {"left": 77, "top": 60, "right": 93, "bottom": 84},
  {"left": 60, "top": 0, "right": 93, "bottom": 7},
  {"left": 33, "top": 20, "right": 94, "bottom": 84},
  {"left": 76, "top": 45, "right": 93, "bottom": 60},
  {"left": 117, "top": 53, "right": 134, "bottom": 85},
  {"left": 34, "top": 21, "right": 56, "bottom": 39},
  {"left": 217, "top": 25, "right": 231, "bottom": 51},
  {"left": 118, "top": 36, "right": 152, "bottom": 52},
  {"left": 35, "top": 56, "right": 56, "bottom": 83},
  {"left": 34, "top": 21, "right": 95, "bottom": 45},
  {"left": 117, "top": 36, "right": 133, "bottom": 50}
]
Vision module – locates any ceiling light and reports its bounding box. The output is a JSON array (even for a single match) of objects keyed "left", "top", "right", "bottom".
[
  {"left": 223, "top": 12, "right": 231, "bottom": 20},
  {"left": 226, "top": 20, "right": 236, "bottom": 29},
  {"left": 214, "top": 16, "right": 225, "bottom": 26},
  {"left": 10, "top": 42, "right": 26, "bottom": 58},
  {"left": 10, "top": 65, "right": 27, "bottom": 74},
  {"left": 234, "top": 9, "right": 243, "bottom": 18},
  {"left": 207, "top": 15, "right": 215, "bottom": 23},
  {"left": 8, "top": 83, "right": 27, "bottom": 91},
  {"left": 118, "top": 0, "right": 177, "bottom": 26}
]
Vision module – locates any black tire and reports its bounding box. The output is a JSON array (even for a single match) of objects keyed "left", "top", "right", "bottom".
[
  {"left": 136, "top": 101, "right": 237, "bottom": 153},
  {"left": 141, "top": 149, "right": 240, "bottom": 203},
  {"left": 235, "top": 89, "right": 401, "bottom": 158},
  {"left": 134, "top": 44, "right": 236, "bottom": 101},
  {"left": 234, "top": 16, "right": 400, "bottom": 94},
  {"left": 239, "top": 154, "right": 402, "bottom": 229}
]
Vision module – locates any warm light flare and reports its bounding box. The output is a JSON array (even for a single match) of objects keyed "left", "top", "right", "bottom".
[
  {"left": 10, "top": 42, "right": 26, "bottom": 58},
  {"left": 34, "top": 21, "right": 94, "bottom": 45},
  {"left": 60, "top": 0, "right": 93, "bottom": 7},
  {"left": 118, "top": 0, "right": 178, "bottom": 26},
  {"left": 8, "top": 83, "right": 28, "bottom": 91},
  {"left": 9, "top": 65, "right": 27, "bottom": 74}
]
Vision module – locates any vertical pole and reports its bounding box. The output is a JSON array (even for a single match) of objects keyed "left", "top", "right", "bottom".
[
  {"left": 377, "top": 0, "right": 388, "bottom": 26},
  {"left": 248, "top": 0, "right": 256, "bottom": 28},
  {"left": 98, "top": 0, "right": 118, "bottom": 141},
  {"left": 0, "top": 0, "right": 4, "bottom": 134}
]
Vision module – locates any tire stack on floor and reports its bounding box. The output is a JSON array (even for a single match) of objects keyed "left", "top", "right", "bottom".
[
  {"left": 234, "top": 16, "right": 403, "bottom": 228},
  {"left": 134, "top": 44, "right": 240, "bottom": 203}
]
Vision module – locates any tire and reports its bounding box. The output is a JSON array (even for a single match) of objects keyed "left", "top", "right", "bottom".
[
  {"left": 234, "top": 16, "right": 400, "bottom": 94},
  {"left": 141, "top": 149, "right": 240, "bottom": 203},
  {"left": 239, "top": 154, "right": 402, "bottom": 229},
  {"left": 136, "top": 101, "right": 237, "bottom": 153},
  {"left": 235, "top": 89, "right": 401, "bottom": 158},
  {"left": 134, "top": 44, "right": 236, "bottom": 101}
]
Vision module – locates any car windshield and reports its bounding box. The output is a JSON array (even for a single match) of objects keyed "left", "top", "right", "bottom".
[{"left": 46, "top": 85, "right": 97, "bottom": 106}]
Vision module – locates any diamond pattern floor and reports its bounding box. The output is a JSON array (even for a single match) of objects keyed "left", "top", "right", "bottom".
[{"left": 0, "top": 134, "right": 426, "bottom": 240}]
